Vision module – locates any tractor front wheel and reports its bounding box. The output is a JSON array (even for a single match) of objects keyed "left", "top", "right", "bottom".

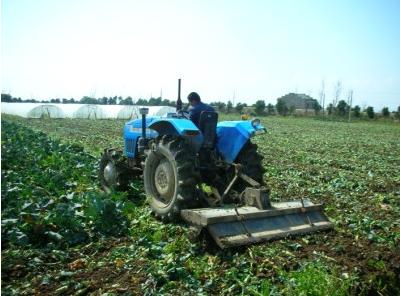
[
  {"left": 99, "top": 149, "right": 130, "bottom": 193},
  {"left": 144, "top": 136, "right": 199, "bottom": 222}
]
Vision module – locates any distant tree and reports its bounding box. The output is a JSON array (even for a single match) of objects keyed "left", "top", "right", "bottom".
[
  {"left": 313, "top": 101, "right": 322, "bottom": 115},
  {"left": 136, "top": 98, "right": 148, "bottom": 105},
  {"left": 167, "top": 99, "right": 176, "bottom": 107},
  {"left": 80, "top": 96, "right": 98, "bottom": 104},
  {"left": 50, "top": 98, "right": 61, "bottom": 103},
  {"left": 352, "top": 105, "right": 361, "bottom": 118},
  {"left": 226, "top": 101, "right": 233, "bottom": 113},
  {"left": 148, "top": 97, "right": 162, "bottom": 106},
  {"left": 162, "top": 99, "right": 174, "bottom": 106},
  {"left": 254, "top": 100, "right": 266, "bottom": 115},
  {"left": 276, "top": 99, "right": 288, "bottom": 116},
  {"left": 347, "top": 90, "right": 353, "bottom": 122},
  {"left": 289, "top": 105, "right": 296, "bottom": 115},
  {"left": 235, "top": 102, "right": 246, "bottom": 113},
  {"left": 98, "top": 97, "right": 107, "bottom": 104},
  {"left": 1, "top": 93, "right": 13, "bottom": 102},
  {"left": 266, "top": 103, "right": 275, "bottom": 115},
  {"left": 327, "top": 103, "right": 334, "bottom": 115},
  {"left": 210, "top": 101, "right": 226, "bottom": 112},
  {"left": 119, "top": 96, "right": 133, "bottom": 105},
  {"left": 126, "top": 96, "right": 134, "bottom": 105},
  {"left": 366, "top": 106, "right": 375, "bottom": 119},
  {"left": 395, "top": 106, "right": 400, "bottom": 120},
  {"left": 336, "top": 100, "right": 348, "bottom": 116},
  {"left": 107, "top": 97, "right": 117, "bottom": 105},
  {"left": 381, "top": 107, "right": 390, "bottom": 117},
  {"left": 319, "top": 80, "right": 326, "bottom": 116},
  {"left": 333, "top": 80, "right": 342, "bottom": 108}
]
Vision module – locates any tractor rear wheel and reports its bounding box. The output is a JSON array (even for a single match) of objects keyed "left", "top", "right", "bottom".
[
  {"left": 144, "top": 136, "right": 199, "bottom": 222},
  {"left": 233, "top": 141, "right": 266, "bottom": 192},
  {"left": 99, "top": 149, "right": 130, "bottom": 193}
]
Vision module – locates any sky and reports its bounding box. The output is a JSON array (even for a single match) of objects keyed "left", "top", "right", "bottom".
[{"left": 1, "top": 0, "right": 400, "bottom": 110}]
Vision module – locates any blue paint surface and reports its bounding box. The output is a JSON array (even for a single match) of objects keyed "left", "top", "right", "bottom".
[
  {"left": 123, "top": 116, "right": 265, "bottom": 162},
  {"left": 216, "top": 121, "right": 265, "bottom": 163}
]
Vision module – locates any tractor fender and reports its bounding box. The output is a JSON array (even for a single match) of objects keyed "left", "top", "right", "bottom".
[
  {"left": 148, "top": 118, "right": 204, "bottom": 152},
  {"left": 216, "top": 120, "right": 265, "bottom": 163}
]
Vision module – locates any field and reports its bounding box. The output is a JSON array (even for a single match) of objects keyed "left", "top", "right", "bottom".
[{"left": 2, "top": 114, "right": 400, "bottom": 295}]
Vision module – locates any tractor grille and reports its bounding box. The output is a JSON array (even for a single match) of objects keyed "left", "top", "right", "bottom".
[{"left": 125, "top": 139, "right": 135, "bottom": 154}]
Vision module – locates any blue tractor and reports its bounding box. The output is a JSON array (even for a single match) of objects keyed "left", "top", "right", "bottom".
[{"left": 99, "top": 80, "right": 332, "bottom": 248}]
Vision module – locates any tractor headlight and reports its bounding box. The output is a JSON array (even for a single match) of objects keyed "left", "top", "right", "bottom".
[{"left": 251, "top": 118, "right": 261, "bottom": 128}]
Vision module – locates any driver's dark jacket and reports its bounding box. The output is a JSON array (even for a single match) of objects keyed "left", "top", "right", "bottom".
[{"left": 188, "top": 102, "right": 215, "bottom": 127}]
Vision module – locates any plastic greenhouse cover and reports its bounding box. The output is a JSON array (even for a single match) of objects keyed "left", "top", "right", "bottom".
[{"left": 1, "top": 103, "right": 177, "bottom": 119}]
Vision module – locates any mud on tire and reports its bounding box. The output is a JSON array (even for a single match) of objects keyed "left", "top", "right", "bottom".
[{"left": 144, "top": 136, "right": 200, "bottom": 222}]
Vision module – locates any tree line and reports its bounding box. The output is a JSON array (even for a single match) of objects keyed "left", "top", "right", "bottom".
[
  {"left": 211, "top": 98, "right": 399, "bottom": 120},
  {"left": 2, "top": 93, "right": 399, "bottom": 120},
  {"left": 1, "top": 94, "right": 177, "bottom": 107}
]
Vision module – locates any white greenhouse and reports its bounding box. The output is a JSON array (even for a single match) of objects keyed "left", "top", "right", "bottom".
[
  {"left": 1, "top": 103, "right": 64, "bottom": 118},
  {"left": 1, "top": 103, "right": 177, "bottom": 119},
  {"left": 153, "top": 106, "right": 176, "bottom": 117},
  {"left": 73, "top": 104, "right": 107, "bottom": 119},
  {"left": 117, "top": 106, "right": 141, "bottom": 119}
]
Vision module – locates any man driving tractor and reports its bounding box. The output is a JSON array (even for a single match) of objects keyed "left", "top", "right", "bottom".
[{"left": 187, "top": 92, "right": 214, "bottom": 127}]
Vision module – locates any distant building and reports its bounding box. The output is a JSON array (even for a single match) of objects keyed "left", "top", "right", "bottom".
[{"left": 276, "top": 93, "right": 319, "bottom": 110}]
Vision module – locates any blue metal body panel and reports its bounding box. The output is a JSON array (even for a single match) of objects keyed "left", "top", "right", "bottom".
[
  {"left": 216, "top": 121, "right": 265, "bottom": 163},
  {"left": 148, "top": 118, "right": 200, "bottom": 136},
  {"left": 123, "top": 115, "right": 265, "bottom": 162},
  {"left": 123, "top": 117, "right": 159, "bottom": 157}
]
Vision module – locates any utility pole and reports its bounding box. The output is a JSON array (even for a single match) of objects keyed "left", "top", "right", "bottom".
[
  {"left": 319, "top": 80, "right": 326, "bottom": 117},
  {"left": 332, "top": 80, "right": 342, "bottom": 119},
  {"left": 348, "top": 90, "right": 353, "bottom": 123}
]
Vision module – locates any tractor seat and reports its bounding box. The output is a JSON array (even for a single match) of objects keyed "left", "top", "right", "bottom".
[{"left": 198, "top": 111, "right": 218, "bottom": 149}]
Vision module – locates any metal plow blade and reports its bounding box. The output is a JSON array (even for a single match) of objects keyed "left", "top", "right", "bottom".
[{"left": 181, "top": 200, "right": 333, "bottom": 248}]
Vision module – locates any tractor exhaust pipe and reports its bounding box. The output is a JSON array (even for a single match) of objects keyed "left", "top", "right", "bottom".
[
  {"left": 138, "top": 107, "right": 149, "bottom": 153},
  {"left": 139, "top": 107, "right": 149, "bottom": 139},
  {"left": 176, "top": 78, "right": 182, "bottom": 112}
]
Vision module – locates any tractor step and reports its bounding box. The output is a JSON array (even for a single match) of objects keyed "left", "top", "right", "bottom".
[{"left": 181, "top": 200, "right": 333, "bottom": 248}]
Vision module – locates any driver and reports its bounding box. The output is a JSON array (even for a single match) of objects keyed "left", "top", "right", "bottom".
[{"left": 187, "top": 92, "right": 215, "bottom": 127}]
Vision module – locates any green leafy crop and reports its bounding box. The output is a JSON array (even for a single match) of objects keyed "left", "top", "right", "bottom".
[
  {"left": 1, "top": 120, "right": 134, "bottom": 248},
  {"left": 2, "top": 115, "right": 400, "bottom": 295}
]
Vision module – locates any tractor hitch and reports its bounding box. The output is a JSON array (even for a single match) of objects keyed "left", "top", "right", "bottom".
[{"left": 242, "top": 187, "right": 271, "bottom": 210}]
